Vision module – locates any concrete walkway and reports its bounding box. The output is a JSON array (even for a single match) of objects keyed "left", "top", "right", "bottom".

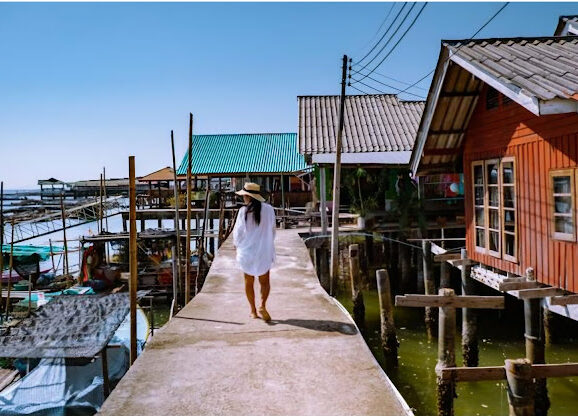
[{"left": 98, "top": 228, "right": 413, "bottom": 416}]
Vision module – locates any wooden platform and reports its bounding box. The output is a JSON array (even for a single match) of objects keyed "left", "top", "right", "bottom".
[{"left": 97, "top": 228, "right": 413, "bottom": 416}]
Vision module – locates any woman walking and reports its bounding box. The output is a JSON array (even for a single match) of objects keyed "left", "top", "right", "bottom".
[{"left": 233, "top": 182, "right": 276, "bottom": 322}]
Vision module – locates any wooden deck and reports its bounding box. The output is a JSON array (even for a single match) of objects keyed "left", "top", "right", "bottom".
[{"left": 97, "top": 228, "right": 413, "bottom": 416}]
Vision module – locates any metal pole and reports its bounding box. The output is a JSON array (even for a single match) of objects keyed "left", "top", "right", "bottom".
[
  {"left": 60, "top": 194, "right": 69, "bottom": 275},
  {"left": 170, "top": 130, "right": 182, "bottom": 305},
  {"left": 4, "top": 220, "right": 14, "bottom": 319},
  {"left": 185, "top": 113, "right": 193, "bottom": 304},
  {"left": 329, "top": 54, "right": 348, "bottom": 296},
  {"left": 129, "top": 156, "right": 138, "bottom": 365}
]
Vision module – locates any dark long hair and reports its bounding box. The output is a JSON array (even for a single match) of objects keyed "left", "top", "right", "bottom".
[{"left": 245, "top": 198, "right": 262, "bottom": 225}]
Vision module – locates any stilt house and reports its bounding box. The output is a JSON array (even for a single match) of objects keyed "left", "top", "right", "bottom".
[{"left": 409, "top": 36, "right": 578, "bottom": 302}]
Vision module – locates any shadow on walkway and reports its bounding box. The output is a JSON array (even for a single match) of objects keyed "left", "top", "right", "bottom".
[{"left": 269, "top": 319, "right": 358, "bottom": 335}]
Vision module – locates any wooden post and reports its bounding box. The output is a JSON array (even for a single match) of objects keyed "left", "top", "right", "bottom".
[
  {"left": 60, "top": 194, "right": 69, "bottom": 275},
  {"left": 170, "top": 130, "right": 182, "bottom": 304},
  {"left": 320, "top": 167, "right": 328, "bottom": 235},
  {"left": 329, "top": 55, "right": 348, "bottom": 297},
  {"left": 27, "top": 273, "right": 32, "bottom": 317},
  {"left": 103, "top": 167, "right": 109, "bottom": 232},
  {"left": 423, "top": 240, "right": 436, "bottom": 339},
  {"left": 128, "top": 156, "right": 138, "bottom": 365},
  {"left": 99, "top": 173, "right": 104, "bottom": 234},
  {"left": 505, "top": 358, "right": 534, "bottom": 416},
  {"left": 4, "top": 220, "right": 14, "bottom": 319},
  {"left": 280, "top": 174, "right": 286, "bottom": 229},
  {"left": 543, "top": 307, "right": 555, "bottom": 345},
  {"left": 218, "top": 194, "right": 225, "bottom": 248},
  {"left": 523, "top": 269, "right": 550, "bottom": 415},
  {"left": 101, "top": 347, "right": 110, "bottom": 398},
  {"left": 436, "top": 288, "right": 456, "bottom": 416},
  {"left": 399, "top": 240, "right": 411, "bottom": 293},
  {"left": 376, "top": 269, "right": 398, "bottom": 369},
  {"left": 460, "top": 248, "right": 478, "bottom": 367},
  {"left": 197, "top": 177, "right": 211, "bottom": 294},
  {"left": 0, "top": 182, "right": 4, "bottom": 310},
  {"left": 348, "top": 244, "right": 365, "bottom": 329},
  {"left": 185, "top": 113, "right": 193, "bottom": 304},
  {"left": 140, "top": 218, "right": 145, "bottom": 232}
]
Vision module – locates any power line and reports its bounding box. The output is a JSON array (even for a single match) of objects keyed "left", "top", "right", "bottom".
[
  {"left": 354, "top": 2, "right": 417, "bottom": 74},
  {"left": 365, "top": 71, "right": 429, "bottom": 91},
  {"left": 350, "top": 73, "right": 426, "bottom": 99},
  {"left": 353, "top": 2, "right": 428, "bottom": 83},
  {"left": 397, "top": 2, "right": 510, "bottom": 95},
  {"left": 357, "top": 3, "right": 397, "bottom": 54},
  {"left": 355, "top": 3, "right": 408, "bottom": 66},
  {"left": 348, "top": 84, "right": 375, "bottom": 95}
]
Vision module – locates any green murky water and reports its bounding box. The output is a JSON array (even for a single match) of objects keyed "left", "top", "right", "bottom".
[{"left": 338, "top": 290, "right": 578, "bottom": 416}]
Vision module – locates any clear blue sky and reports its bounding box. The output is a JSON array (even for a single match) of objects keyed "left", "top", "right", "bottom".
[{"left": 1, "top": 2, "right": 577, "bottom": 189}]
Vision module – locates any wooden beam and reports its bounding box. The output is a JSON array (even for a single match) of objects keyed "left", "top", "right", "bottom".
[
  {"left": 439, "top": 365, "right": 505, "bottom": 382},
  {"left": 498, "top": 281, "right": 539, "bottom": 291},
  {"left": 549, "top": 295, "right": 578, "bottom": 306},
  {"left": 395, "top": 294, "right": 504, "bottom": 309},
  {"left": 517, "top": 287, "right": 563, "bottom": 299},
  {"left": 452, "top": 259, "right": 475, "bottom": 267},
  {"left": 429, "top": 129, "right": 465, "bottom": 135},
  {"left": 434, "top": 253, "right": 461, "bottom": 262},
  {"left": 531, "top": 363, "right": 578, "bottom": 378},
  {"left": 439, "top": 91, "right": 479, "bottom": 98},
  {"left": 423, "top": 148, "right": 462, "bottom": 157}
]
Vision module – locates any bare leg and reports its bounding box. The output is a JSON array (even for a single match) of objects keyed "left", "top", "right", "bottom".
[
  {"left": 258, "top": 271, "right": 271, "bottom": 321},
  {"left": 244, "top": 274, "right": 258, "bottom": 318}
]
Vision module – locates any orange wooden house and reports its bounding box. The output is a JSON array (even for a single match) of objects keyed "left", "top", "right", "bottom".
[{"left": 409, "top": 35, "right": 578, "bottom": 316}]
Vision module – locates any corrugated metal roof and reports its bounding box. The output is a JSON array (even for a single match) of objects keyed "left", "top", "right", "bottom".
[
  {"left": 445, "top": 37, "right": 578, "bottom": 101},
  {"left": 298, "top": 95, "right": 425, "bottom": 155},
  {"left": 176, "top": 133, "right": 308, "bottom": 176}
]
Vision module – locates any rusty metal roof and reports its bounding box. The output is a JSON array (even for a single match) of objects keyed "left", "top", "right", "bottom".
[
  {"left": 410, "top": 36, "right": 578, "bottom": 175},
  {"left": 298, "top": 95, "right": 424, "bottom": 155}
]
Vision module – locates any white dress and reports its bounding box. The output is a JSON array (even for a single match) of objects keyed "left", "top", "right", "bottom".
[{"left": 233, "top": 203, "right": 276, "bottom": 276}]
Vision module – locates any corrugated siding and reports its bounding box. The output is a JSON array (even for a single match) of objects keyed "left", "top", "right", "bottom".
[
  {"left": 463, "top": 95, "right": 578, "bottom": 292},
  {"left": 176, "top": 133, "right": 307, "bottom": 175},
  {"left": 446, "top": 37, "right": 578, "bottom": 101},
  {"left": 298, "top": 95, "right": 424, "bottom": 155}
]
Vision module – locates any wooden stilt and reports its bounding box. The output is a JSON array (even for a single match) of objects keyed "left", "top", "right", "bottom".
[
  {"left": 543, "top": 307, "right": 555, "bottom": 345},
  {"left": 422, "top": 240, "right": 436, "bottom": 339},
  {"left": 460, "top": 248, "right": 478, "bottom": 367},
  {"left": 348, "top": 244, "right": 365, "bottom": 329},
  {"left": 197, "top": 177, "right": 211, "bottom": 294},
  {"left": 170, "top": 130, "right": 182, "bottom": 305},
  {"left": 99, "top": 173, "right": 104, "bottom": 234},
  {"left": 376, "top": 269, "right": 398, "bottom": 369},
  {"left": 399, "top": 241, "right": 411, "bottom": 293},
  {"left": 436, "top": 288, "right": 456, "bottom": 416},
  {"left": 505, "top": 358, "right": 534, "bottom": 416},
  {"left": 101, "top": 347, "right": 110, "bottom": 397},
  {"left": 140, "top": 219, "right": 145, "bottom": 232},
  {"left": 0, "top": 182, "right": 4, "bottom": 310},
  {"left": 218, "top": 194, "right": 225, "bottom": 248},
  {"left": 59, "top": 195, "right": 69, "bottom": 275},
  {"left": 5, "top": 220, "right": 14, "bottom": 319},
  {"left": 320, "top": 167, "right": 327, "bottom": 234},
  {"left": 185, "top": 113, "right": 193, "bottom": 304},
  {"left": 128, "top": 156, "right": 138, "bottom": 365}
]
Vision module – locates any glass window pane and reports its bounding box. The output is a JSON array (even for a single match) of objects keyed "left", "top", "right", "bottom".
[
  {"left": 489, "top": 210, "right": 500, "bottom": 230},
  {"left": 505, "top": 233, "right": 515, "bottom": 256},
  {"left": 489, "top": 231, "right": 500, "bottom": 251},
  {"left": 475, "top": 186, "right": 484, "bottom": 205},
  {"left": 503, "top": 186, "right": 515, "bottom": 208},
  {"left": 504, "top": 210, "right": 515, "bottom": 229},
  {"left": 489, "top": 187, "right": 499, "bottom": 206},
  {"left": 553, "top": 176, "right": 571, "bottom": 194},
  {"left": 475, "top": 208, "right": 485, "bottom": 226},
  {"left": 502, "top": 162, "right": 514, "bottom": 184},
  {"left": 554, "top": 196, "right": 572, "bottom": 214},
  {"left": 487, "top": 163, "right": 499, "bottom": 184},
  {"left": 474, "top": 165, "right": 483, "bottom": 185},
  {"left": 555, "top": 217, "right": 574, "bottom": 234},
  {"left": 476, "top": 229, "right": 485, "bottom": 247}
]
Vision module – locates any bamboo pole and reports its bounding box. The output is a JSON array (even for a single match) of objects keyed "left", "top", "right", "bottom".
[
  {"left": 348, "top": 244, "right": 365, "bottom": 329},
  {"left": 60, "top": 194, "right": 69, "bottom": 275},
  {"left": 376, "top": 269, "right": 398, "bottom": 369},
  {"left": 0, "top": 182, "right": 4, "bottom": 310},
  {"left": 170, "top": 130, "right": 182, "bottom": 305},
  {"left": 185, "top": 113, "right": 193, "bottom": 304},
  {"left": 4, "top": 220, "right": 14, "bottom": 319},
  {"left": 129, "top": 156, "right": 138, "bottom": 365}
]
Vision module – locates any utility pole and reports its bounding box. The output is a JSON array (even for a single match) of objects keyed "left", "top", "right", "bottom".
[{"left": 329, "top": 54, "right": 348, "bottom": 296}]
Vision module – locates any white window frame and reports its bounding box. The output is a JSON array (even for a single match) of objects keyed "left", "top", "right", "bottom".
[{"left": 550, "top": 169, "right": 576, "bottom": 242}]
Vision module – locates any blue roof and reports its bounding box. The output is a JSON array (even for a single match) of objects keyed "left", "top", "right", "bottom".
[{"left": 177, "top": 133, "right": 308, "bottom": 175}]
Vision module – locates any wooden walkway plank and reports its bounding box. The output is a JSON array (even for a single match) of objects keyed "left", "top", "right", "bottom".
[{"left": 97, "top": 228, "right": 413, "bottom": 416}]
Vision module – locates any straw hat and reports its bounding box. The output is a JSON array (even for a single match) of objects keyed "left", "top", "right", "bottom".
[{"left": 235, "top": 182, "right": 265, "bottom": 202}]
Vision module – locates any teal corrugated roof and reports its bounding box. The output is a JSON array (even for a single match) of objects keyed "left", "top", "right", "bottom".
[{"left": 177, "top": 133, "right": 308, "bottom": 175}]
